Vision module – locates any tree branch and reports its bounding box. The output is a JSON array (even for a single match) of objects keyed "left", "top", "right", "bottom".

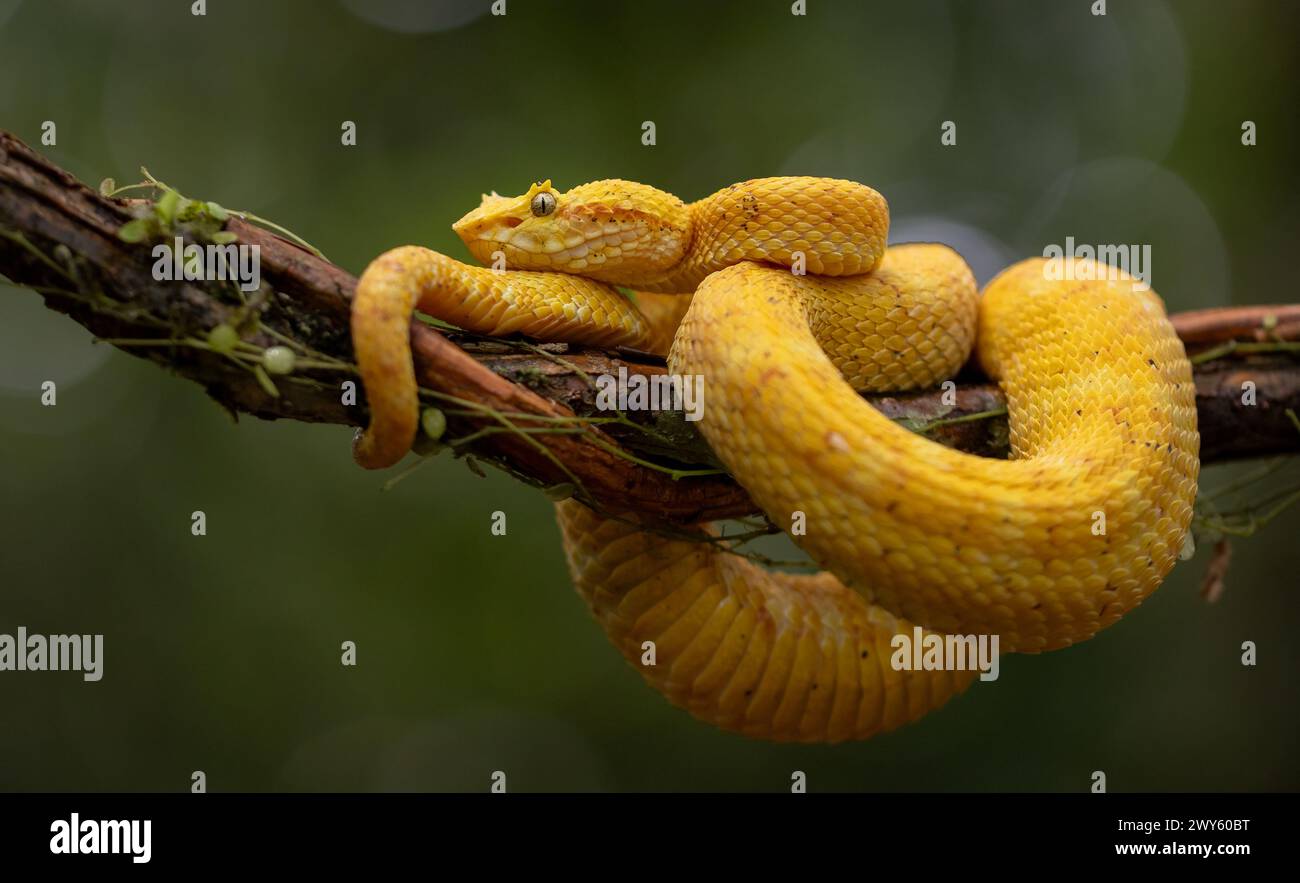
[{"left": 2, "top": 131, "right": 1298, "bottom": 525}]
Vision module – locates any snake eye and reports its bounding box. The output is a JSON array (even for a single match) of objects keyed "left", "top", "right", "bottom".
[{"left": 530, "top": 191, "right": 557, "bottom": 217}]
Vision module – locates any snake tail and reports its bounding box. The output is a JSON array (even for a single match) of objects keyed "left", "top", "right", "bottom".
[{"left": 351, "top": 245, "right": 650, "bottom": 469}]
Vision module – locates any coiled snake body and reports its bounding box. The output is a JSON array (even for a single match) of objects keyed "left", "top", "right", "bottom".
[{"left": 352, "top": 177, "right": 1199, "bottom": 743}]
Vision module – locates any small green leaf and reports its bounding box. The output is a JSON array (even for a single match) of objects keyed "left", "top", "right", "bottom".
[
  {"left": 99, "top": 178, "right": 116, "bottom": 197},
  {"left": 262, "top": 346, "right": 296, "bottom": 375},
  {"left": 117, "top": 218, "right": 151, "bottom": 243},
  {"left": 206, "top": 202, "right": 229, "bottom": 222},
  {"left": 420, "top": 407, "right": 447, "bottom": 441},
  {"left": 209, "top": 231, "right": 238, "bottom": 245},
  {"left": 155, "top": 189, "right": 180, "bottom": 225},
  {"left": 252, "top": 363, "right": 280, "bottom": 397},
  {"left": 206, "top": 323, "right": 240, "bottom": 354}
]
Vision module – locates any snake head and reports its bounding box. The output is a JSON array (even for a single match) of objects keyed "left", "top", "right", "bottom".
[
  {"left": 452, "top": 179, "right": 690, "bottom": 283},
  {"left": 452, "top": 180, "right": 552, "bottom": 265}
]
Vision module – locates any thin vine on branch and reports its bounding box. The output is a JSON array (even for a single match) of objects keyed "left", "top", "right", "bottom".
[{"left": 2, "top": 130, "right": 1299, "bottom": 536}]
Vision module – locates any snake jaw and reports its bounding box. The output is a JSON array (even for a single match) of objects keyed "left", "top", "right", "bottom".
[
  {"left": 452, "top": 188, "right": 535, "bottom": 257},
  {"left": 452, "top": 180, "right": 567, "bottom": 266}
]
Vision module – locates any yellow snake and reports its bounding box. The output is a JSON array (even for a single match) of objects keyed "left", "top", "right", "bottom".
[{"left": 351, "top": 177, "right": 1200, "bottom": 743}]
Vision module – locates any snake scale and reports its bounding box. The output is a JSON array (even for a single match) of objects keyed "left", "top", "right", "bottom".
[{"left": 351, "top": 177, "right": 1199, "bottom": 743}]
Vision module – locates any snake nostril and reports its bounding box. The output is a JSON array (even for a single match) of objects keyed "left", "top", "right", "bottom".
[{"left": 501, "top": 217, "right": 523, "bottom": 228}]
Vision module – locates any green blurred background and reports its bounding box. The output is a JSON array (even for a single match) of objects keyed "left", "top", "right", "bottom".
[{"left": 2, "top": 0, "right": 1297, "bottom": 792}]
